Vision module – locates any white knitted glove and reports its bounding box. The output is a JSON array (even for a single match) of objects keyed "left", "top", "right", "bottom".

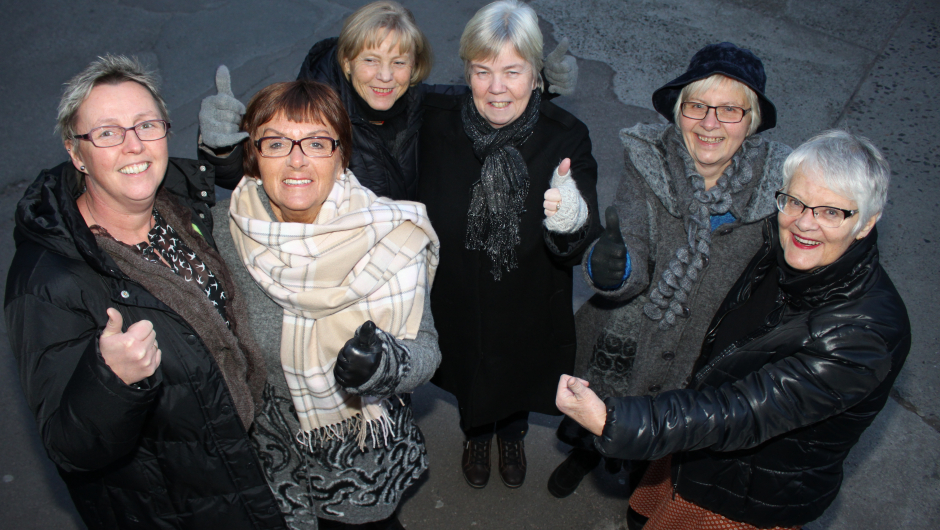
[
  {"left": 199, "top": 65, "right": 249, "bottom": 149},
  {"left": 544, "top": 161, "right": 588, "bottom": 234}
]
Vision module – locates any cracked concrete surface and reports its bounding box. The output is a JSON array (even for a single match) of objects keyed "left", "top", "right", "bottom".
[{"left": 0, "top": 1, "right": 937, "bottom": 529}]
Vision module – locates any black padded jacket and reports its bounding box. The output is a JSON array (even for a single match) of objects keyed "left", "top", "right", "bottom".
[
  {"left": 595, "top": 217, "right": 911, "bottom": 528},
  {"left": 5, "top": 160, "right": 286, "bottom": 530}
]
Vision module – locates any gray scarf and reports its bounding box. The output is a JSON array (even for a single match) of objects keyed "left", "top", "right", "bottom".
[
  {"left": 461, "top": 89, "right": 541, "bottom": 280},
  {"left": 643, "top": 126, "right": 757, "bottom": 330}
]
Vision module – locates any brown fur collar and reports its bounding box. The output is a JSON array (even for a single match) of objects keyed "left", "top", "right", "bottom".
[{"left": 94, "top": 188, "right": 266, "bottom": 429}]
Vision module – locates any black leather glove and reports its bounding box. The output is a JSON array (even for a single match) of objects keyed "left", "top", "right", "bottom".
[
  {"left": 334, "top": 321, "right": 384, "bottom": 389},
  {"left": 589, "top": 206, "right": 628, "bottom": 289}
]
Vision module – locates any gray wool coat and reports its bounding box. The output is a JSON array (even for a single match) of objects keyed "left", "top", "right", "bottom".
[
  {"left": 572, "top": 124, "right": 790, "bottom": 405},
  {"left": 212, "top": 194, "right": 440, "bottom": 529}
]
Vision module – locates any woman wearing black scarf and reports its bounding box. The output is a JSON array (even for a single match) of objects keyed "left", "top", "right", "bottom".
[{"left": 417, "top": 0, "right": 600, "bottom": 490}]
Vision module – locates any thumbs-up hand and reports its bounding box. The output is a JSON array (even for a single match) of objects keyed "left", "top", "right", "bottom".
[
  {"left": 555, "top": 374, "right": 606, "bottom": 436},
  {"left": 543, "top": 158, "right": 572, "bottom": 218},
  {"left": 544, "top": 38, "right": 579, "bottom": 96},
  {"left": 199, "top": 65, "right": 249, "bottom": 149},
  {"left": 99, "top": 308, "right": 161, "bottom": 386},
  {"left": 589, "top": 206, "right": 628, "bottom": 289},
  {"left": 334, "top": 321, "right": 384, "bottom": 389}
]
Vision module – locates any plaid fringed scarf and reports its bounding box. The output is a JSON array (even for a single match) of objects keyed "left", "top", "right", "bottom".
[{"left": 228, "top": 170, "right": 439, "bottom": 449}]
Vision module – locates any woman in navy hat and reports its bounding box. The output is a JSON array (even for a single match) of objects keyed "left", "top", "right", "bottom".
[{"left": 548, "top": 42, "right": 791, "bottom": 499}]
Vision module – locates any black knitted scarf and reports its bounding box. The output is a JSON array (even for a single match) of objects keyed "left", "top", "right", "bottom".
[{"left": 460, "top": 89, "right": 541, "bottom": 280}]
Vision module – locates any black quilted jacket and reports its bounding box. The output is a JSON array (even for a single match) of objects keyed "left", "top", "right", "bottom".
[
  {"left": 5, "top": 160, "right": 286, "bottom": 530},
  {"left": 596, "top": 217, "right": 911, "bottom": 528}
]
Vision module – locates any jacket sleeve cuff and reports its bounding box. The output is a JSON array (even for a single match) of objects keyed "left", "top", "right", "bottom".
[
  {"left": 343, "top": 328, "right": 404, "bottom": 398},
  {"left": 586, "top": 244, "right": 632, "bottom": 291},
  {"left": 593, "top": 396, "right": 654, "bottom": 461},
  {"left": 198, "top": 137, "right": 245, "bottom": 190},
  {"left": 73, "top": 335, "right": 162, "bottom": 406}
]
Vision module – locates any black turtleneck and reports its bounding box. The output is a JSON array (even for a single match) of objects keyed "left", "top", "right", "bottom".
[
  {"left": 350, "top": 86, "right": 410, "bottom": 156},
  {"left": 708, "top": 221, "right": 878, "bottom": 357}
]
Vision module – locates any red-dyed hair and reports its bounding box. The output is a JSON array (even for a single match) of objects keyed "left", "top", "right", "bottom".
[{"left": 241, "top": 80, "right": 353, "bottom": 178}]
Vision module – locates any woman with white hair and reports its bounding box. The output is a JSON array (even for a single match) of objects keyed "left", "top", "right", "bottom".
[
  {"left": 557, "top": 130, "right": 911, "bottom": 530},
  {"left": 417, "top": 0, "right": 599, "bottom": 489}
]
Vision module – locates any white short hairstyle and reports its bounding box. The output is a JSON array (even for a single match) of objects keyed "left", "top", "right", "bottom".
[
  {"left": 782, "top": 130, "right": 890, "bottom": 234},
  {"left": 672, "top": 74, "right": 762, "bottom": 136},
  {"left": 57, "top": 54, "right": 168, "bottom": 145},
  {"left": 459, "top": 0, "right": 544, "bottom": 89}
]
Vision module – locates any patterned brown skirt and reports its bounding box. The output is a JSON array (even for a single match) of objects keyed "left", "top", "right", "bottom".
[{"left": 629, "top": 456, "right": 801, "bottom": 530}]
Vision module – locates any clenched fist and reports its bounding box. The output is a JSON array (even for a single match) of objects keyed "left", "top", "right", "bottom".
[{"left": 334, "top": 321, "right": 384, "bottom": 389}]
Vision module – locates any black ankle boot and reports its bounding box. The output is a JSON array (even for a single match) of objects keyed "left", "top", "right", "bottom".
[{"left": 547, "top": 448, "right": 602, "bottom": 498}]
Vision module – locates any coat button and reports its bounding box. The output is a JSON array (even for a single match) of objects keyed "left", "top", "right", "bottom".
[
  {"left": 701, "top": 255, "right": 710, "bottom": 267},
  {"left": 120, "top": 290, "right": 129, "bottom": 298},
  {"left": 681, "top": 306, "right": 691, "bottom": 318},
  {"left": 661, "top": 351, "right": 675, "bottom": 361},
  {"left": 198, "top": 212, "right": 205, "bottom": 218},
  {"left": 648, "top": 384, "right": 662, "bottom": 393},
  {"left": 719, "top": 225, "right": 734, "bottom": 235},
  {"left": 221, "top": 405, "right": 231, "bottom": 414},
  {"left": 184, "top": 334, "right": 197, "bottom": 344},
  {"left": 200, "top": 191, "right": 208, "bottom": 197},
  {"left": 199, "top": 165, "right": 206, "bottom": 172}
]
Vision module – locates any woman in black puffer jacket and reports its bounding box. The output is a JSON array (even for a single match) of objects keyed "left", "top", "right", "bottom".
[
  {"left": 556, "top": 130, "right": 911, "bottom": 530},
  {"left": 6, "top": 55, "right": 284, "bottom": 530}
]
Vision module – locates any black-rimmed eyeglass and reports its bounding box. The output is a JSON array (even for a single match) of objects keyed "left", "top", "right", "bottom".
[
  {"left": 680, "top": 102, "right": 750, "bottom": 123},
  {"left": 255, "top": 136, "right": 339, "bottom": 158},
  {"left": 775, "top": 191, "right": 857, "bottom": 228}
]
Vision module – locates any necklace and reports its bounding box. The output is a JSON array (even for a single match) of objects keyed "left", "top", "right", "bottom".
[
  {"left": 81, "top": 194, "right": 155, "bottom": 238},
  {"left": 81, "top": 194, "right": 100, "bottom": 228}
]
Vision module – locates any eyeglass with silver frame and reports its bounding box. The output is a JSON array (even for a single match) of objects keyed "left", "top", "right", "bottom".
[
  {"left": 72, "top": 119, "right": 170, "bottom": 148},
  {"left": 255, "top": 136, "right": 339, "bottom": 158},
  {"left": 774, "top": 191, "right": 857, "bottom": 228},
  {"left": 680, "top": 102, "right": 751, "bottom": 123}
]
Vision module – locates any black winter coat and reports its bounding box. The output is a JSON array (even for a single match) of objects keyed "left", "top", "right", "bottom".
[
  {"left": 5, "top": 160, "right": 285, "bottom": 530},
  {"left": 418, "top": 93, "right": 600, "bottom": 429},
  {"left": 596, "top": 218, "right": 911, "bottom": 528}
]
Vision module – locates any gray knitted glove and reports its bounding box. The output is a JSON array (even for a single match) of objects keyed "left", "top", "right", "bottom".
[
  {"left": 544, "top": 38, "right": 579, "bottom": 96},
  {"left": 199, "top": 65, "right": 249, "bottom": 149},
  {"left": 544, "top": 163, "right": 589, "bottom": 234}
]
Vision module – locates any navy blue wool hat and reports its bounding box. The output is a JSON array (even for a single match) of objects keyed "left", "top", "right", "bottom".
[{"left": 651, "top": 42, "right": 777, "bottom": 134}]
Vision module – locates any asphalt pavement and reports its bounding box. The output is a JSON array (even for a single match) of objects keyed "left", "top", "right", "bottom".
[{"left": 0, "top": 1, "right": 937, "bottom": 529}]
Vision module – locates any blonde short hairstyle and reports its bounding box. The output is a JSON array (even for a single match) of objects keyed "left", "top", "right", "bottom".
[
  {"left": 459, "top": 0, "right": 544, "bottom": 89},
  {"left": 673, "top": 74, "right": 762, "bottom": 136},
  {"left": 336, "top": 1, "right": 433, "bottom": 86}
]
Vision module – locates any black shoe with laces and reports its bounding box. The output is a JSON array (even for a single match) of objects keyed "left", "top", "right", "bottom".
[
  {"left": 547, "top": 447, "right": 602, "bottom": 498},
  {"left": 461, "top": 439, "right": 491, "bottom": 488},
  {"left": 497, "top": 437, "right": 527, "bottom": 488}
]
